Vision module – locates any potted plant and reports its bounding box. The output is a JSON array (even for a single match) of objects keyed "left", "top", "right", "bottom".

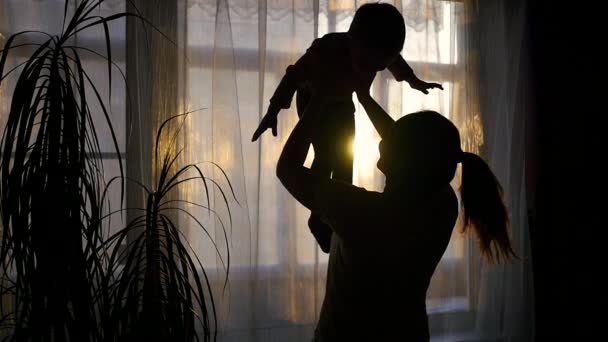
[{"left": 0, "top": 1, "right": 231, "bottom": 340}]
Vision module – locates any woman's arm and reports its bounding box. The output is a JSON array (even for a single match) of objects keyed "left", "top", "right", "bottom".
[
  {"left": 356, "top": 90, "right": 395, "bottom": 140},
  {"left": 275, "top": 97, "right": 322, "bottom": 210},
  {"left": 276, "top": 95, "right": 380, "bottom": 239},
  {"left": 277, "top": 90, "right": 393, "bottom": 208}
]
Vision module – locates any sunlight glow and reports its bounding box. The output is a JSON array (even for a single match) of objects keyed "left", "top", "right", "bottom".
[{"left": 352, "top": 112, "right": 381, "bottom": 190}]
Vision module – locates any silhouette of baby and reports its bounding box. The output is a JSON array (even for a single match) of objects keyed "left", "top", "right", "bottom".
[{"left": 252, "top": 3, "right": 442, "bottom": 253}]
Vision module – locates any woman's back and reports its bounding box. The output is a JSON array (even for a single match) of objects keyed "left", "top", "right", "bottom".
[{"left": 313, "top": 181, "right": 459, "bottom": 341}]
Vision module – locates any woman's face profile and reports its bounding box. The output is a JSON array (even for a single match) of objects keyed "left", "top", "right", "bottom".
[{"left": 377, "top": 132, "right": 415, "bottom": 179}]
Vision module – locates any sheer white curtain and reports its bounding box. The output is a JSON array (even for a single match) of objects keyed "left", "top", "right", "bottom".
[
  {"left": 470, "top": 1, "right": 535, "bottom": 341},
  {"left": 0, "top": 0, "right": 128, "bottom": 234},
  {"left": 0, "top": 0, "right": 534, "bottom": 341}
]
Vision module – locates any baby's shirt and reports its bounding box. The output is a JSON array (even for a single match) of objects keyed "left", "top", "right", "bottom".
[{"left": 269, "top": 32, "right": 415, "bottom": 109}]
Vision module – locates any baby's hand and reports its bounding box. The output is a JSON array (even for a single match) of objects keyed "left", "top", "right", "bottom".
[
  {"left": 251, "top": 106, "right": 280, "bottom": 141},
  {"left": 408, "top": 79, "right": 443, "bottom": 94}
]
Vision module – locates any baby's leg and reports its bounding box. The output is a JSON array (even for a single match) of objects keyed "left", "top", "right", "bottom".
[
  {"left": 307, "top": 142, "right": 334, "bottom": 253},
  {"left": 296, "top": 88, "right": 333, "bottom": 253}
]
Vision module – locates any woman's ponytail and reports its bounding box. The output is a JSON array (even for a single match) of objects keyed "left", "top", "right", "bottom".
[{"left": 460, "top": 152, "right": 516, "bottom": 263}]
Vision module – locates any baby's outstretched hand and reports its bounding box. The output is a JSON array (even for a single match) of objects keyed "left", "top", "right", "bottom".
[
  {"left": 408, "top": 79, "right": 443, "bottom": 94},
  {"left": 251, "top": 108, "right": 279, "bottom": 142}
]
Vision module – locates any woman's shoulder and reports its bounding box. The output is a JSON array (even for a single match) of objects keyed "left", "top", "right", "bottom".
[
  {"left": 441, "top": 186, "right": 459, "bottom": 218},
  {"left": 382, "top": 185, "right": 458, "bottom": 232},
  {"left": 426, "top": 185, "right": 459, "bottom": 229}
]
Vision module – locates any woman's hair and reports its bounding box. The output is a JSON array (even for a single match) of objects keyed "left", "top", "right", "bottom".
[
  {"left": 348, "top": 2, "right": 406, "bottom": 57},
  {"left": 460, "top": 152, "right": 516, "bottom": 263},
  {"left": 391, "top": 111, "right": 516, "bottom": 263}
]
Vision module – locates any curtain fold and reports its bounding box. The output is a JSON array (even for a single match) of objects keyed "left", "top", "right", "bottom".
[{"left": 470, "top": 1, "right": 535, "bottom": 340}]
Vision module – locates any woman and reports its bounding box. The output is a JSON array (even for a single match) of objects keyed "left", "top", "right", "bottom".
[{"left": 276, "top": 85, "right": 516, "bottom": 341}]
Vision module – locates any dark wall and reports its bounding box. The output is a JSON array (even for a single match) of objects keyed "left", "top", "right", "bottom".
[{"left": 526, "top": 1, "right": 599, "bottom": 340}]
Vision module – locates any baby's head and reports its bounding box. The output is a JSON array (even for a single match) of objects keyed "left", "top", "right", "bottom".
[{"left": 348, "top": 3, "right": 406, "bottom": 73}]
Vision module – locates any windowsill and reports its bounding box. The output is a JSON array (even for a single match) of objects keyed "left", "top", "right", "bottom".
[
  {"left": 427, "top": 296, "right": 469, "bottom": 314},
  {"left": 429, "top": 307, "right": 476, "bottom": 340},
  {"left": 431, "top": 332, "right": 478, "bottom": 342}
]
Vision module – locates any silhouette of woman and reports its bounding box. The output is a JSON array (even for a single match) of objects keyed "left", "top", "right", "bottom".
[{"left": 276, "top": 85, "right": 516, "bottom": 341}]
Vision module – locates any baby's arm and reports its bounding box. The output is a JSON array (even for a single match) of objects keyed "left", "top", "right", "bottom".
[
  {"left": 269, "top": 59, "right": 310, "bottom": 110},
  {"left": 387, "top": 56, "right": 443, "bottom": 94},
  {"left": 252, "top": 40, "right": 320, "bottom": 141}
]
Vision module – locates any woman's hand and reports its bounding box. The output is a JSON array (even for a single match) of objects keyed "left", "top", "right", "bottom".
[{"left": 354, "top": 71, "right": 375, "bottom": 102}]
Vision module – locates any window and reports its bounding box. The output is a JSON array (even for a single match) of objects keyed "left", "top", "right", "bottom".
[{"left": 182, "top": 0, "right": 472, "bottom": 331}]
